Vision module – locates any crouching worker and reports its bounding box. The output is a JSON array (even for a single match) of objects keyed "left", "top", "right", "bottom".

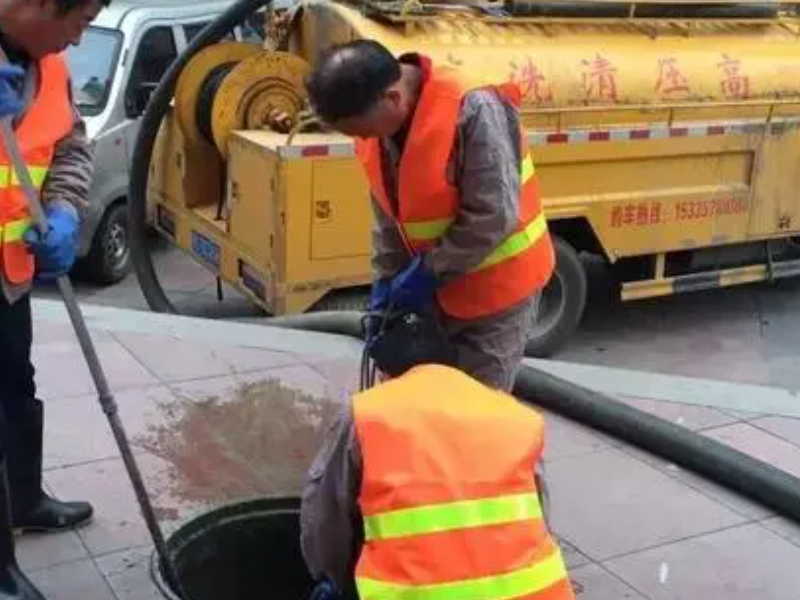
[{"left": 300, "top": 311, "right": 575, "bottom": 600}]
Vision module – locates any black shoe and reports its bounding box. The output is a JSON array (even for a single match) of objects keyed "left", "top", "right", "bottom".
[
  {"left": 0, "top": 458, "right": 45, "bottom": 600},
  {"left": 13, "top": 495, "right": 93, "bottom": 533},
  {"left": 5, "top": 399, "right": 94, "bottom": 533},
  {"left": 0, "top": 564, "right": 45, "bottom": 600}
]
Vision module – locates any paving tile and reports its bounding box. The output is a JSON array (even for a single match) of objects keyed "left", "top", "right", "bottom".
[
  {"left": 749, "top": 415, "right": 800, "bottom": 448},
  {"left": 17, "top": 530, "right": 88, "bottom": 572},
  {"left": 719, "top": 407, "right": 766, "bottom": 420},
  {"left": 604, "top": 523, "right": 800, "bottom": 600},
  {"left": 96, "top": 546, "right": 162, "bottom": 600},
  {"left": 703, "top": 422, "right": 800, "bottom": 478},
  {"left": 617, "top": 444, "right": 773, "bottom": 520},
  {"left": 43, "top": 386, "right": 175, "bottom": 470},
  {"left": 557, "top": 538, "right": 592, "bottom": 570},
  {"left": 29, "top": 557, "right": 116, "bottom": 600},
  {"left": 44, "top": 456, "right": 166, "bottom": 556},
  {"left": 760, "top": 516, "right": 800, "bottom": 548},
  {"left": 546, "top": 448, "right": 747, "bottom": 560},
  {"left": 616, "top": 395, "right": 739, "bottom": 431},
  {"left": 112, "top": 331, "right": 299, "bottom": 382},
  {"left": 33, "top": 319, "right": 114, "bottom": 344},
  {"left": 33, "top": 335, "right": 158, "bottom": 399},
  {"left": 568, "top": 563, "right": 647, "bottom": 599},
  {"left": 304, "top": 357, "right": 361, "bottom": 396},
  {"left": 542, "top": 412, "right": 618, "bottom": 463}
]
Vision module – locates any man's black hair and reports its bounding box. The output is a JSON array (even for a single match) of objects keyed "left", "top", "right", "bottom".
[
  {"left": 54, "top": 0, "right": 111, "bottom": 15},
  {"left": 306, "top": 39, "right": 401, "bottom": 123}
]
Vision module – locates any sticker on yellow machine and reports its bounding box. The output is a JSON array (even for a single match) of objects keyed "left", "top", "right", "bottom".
[{"left": 191, "top": 231, "right": 220, "bottom": 271}]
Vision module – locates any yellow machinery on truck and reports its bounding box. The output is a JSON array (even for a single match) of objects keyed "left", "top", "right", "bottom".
[{"left": 140, "top": 0, "right": 800, "bottom": 356}]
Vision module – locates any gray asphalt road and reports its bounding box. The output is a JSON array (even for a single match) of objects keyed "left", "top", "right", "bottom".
[{"left": 34, "top": 241, "right": 800, "bottom": 390}]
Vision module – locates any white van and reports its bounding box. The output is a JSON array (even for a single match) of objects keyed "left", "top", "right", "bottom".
[{"left": 67, "top": 0, "right": 267, "bottom": 283}]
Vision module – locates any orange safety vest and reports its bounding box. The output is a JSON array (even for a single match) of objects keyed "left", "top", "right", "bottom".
[
  {"left": 353, "top": 364, "right": 575, "bottom": 600},
  {"left": 0, "top": 53, "right": 73, "bottom": 285},
  {"left": 355, "top": 63, "right": 555, "bottom": 320}
]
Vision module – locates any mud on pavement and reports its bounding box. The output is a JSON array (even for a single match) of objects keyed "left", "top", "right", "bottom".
[{"left": 137, "top": 378, "right": 343, "bottom": 508}]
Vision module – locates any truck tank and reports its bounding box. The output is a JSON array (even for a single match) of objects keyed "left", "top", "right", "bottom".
[{"left": 290, "top": 0, "right": 800, "bottom": 128}]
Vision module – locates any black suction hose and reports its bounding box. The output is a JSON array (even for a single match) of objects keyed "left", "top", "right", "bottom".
[
  {"left": 513, "top": 367, "right": 800, "bottom": 522},
  {"left": 258, "top": 311, "right": 800, "bottom": 523},
  {"left": 503, "top": 1, "right": 779, "bottom": 19},
  {"left": 128, "top": 0, "right": 800, "bottom": 527},
  {"left": 128, "top": 0, "right": 270, "bottom": 314}
]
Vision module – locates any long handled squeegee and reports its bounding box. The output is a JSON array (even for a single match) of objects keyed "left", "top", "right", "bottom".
[{"left": 0, "top": 106, "right": 186, "bottom": 598}]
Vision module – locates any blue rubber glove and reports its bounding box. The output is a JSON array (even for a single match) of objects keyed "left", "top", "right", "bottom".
[
  {"left": 365, "top": 278, "right": 391, "bottom": 343},
  {"left": 23, "top": 204, "right": 79, "bottom": 281},
  {"left": 308, "top": 578, "right": 340, "bottom": 600},
  {"left": 0, "top": 65, "right": 24, "bottom": 118},
  {"left": 388, "top": 254, "right": 439, "bottom": 314},
  {"left": 369, "top": 278, "right": 390, "bottom": 312}
]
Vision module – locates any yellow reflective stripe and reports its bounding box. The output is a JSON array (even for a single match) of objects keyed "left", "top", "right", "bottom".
[
  {"left": 0, "top": 165, "right": 49, "bottom": 189},
  {"left": 474, "top": 213, "right": 548, "bottom": 272},
  {"left": 364, "top": 492, "right": 542, "bottom": 542},
  {"left": 402, "top": 156, "right": 534, "bottom": 244},
  {"left": 521, "top": 154, "right": 535, "bottom": 183},
  {"left": 2, "top": 218, "right": 32, "bottom": 243},
  {"left": 404, "top": 218, "right": 454, "bottom": 242},
  {"left": 357, "top": 548, "right": 567, "bottom": 600}
]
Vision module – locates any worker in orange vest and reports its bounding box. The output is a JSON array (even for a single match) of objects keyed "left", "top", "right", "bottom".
[
  {"left": 0, "top": 1, "right": 107, "bottom": 598},
  {"left": 301, "top": 309, "right": 575, "bottom": 600},
  {"left": 306, "top": 40, "right": 555, "bottom": 392}
]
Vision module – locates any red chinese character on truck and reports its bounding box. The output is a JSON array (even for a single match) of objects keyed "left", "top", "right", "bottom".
[
  {"left": 655, "top": 57, "right": 690, "bottom": 97},
  {"left": 509, "top": 56, "right": 553, "bottom": 103},
  {"left": 610, "top": 202, "right": 664, "bottom": 227},
  {"left": 718, "top": 54, "right": 750, "bottom": 100},
  {"left": 582, "top": 54, "right": 618, "bottom": 103}
]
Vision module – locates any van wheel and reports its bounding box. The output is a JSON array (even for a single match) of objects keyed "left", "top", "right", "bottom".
[
  {"left": 525, "top": 237, "right": 587, "bottom": 358},
  {"left": 76, "top": 203, "right": 131, "bottom": 285}
]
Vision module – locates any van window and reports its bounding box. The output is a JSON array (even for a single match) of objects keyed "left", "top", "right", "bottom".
[
  {"left": 125, "top": 26, "right": 177, "bottom": 117},
  {"left": 184, "top": 22, "right": 235, "bottom": 43},
  {"left": 67, "top": 26, "right": 122, "bottom": 116}
]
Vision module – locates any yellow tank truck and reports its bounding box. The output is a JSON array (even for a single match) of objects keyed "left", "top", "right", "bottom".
[{"left": 132, "top": 0, "right": 800, "bottom": 356}]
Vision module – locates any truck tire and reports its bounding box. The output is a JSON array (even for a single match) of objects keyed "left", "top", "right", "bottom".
[
  {"left": 525, "top": 237, "right": 587, "bottom": 358},
  {"left": 75, "top": 202, "right": 131, "bottom": 285}
]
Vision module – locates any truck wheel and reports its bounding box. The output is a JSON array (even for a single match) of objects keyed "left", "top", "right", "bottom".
[
  {"left": 525, "top": 237, "right": 587, "bottom": 358},
  {"left": 76, "top": 203, "right": 131, "bottom": 285}
]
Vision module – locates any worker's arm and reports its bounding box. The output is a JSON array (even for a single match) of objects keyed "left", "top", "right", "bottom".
[
  {"left": 425, "top": 89, "right": 521, "bottom": 282},
  {"left": 40, "top": 83, "right": 94, "bottom": 220},
  {"left": 371, "top": 196, "right": 409, "bottom": 279},
  {"left": 300, "top": 403, "right": 363, "bottom": 594}
]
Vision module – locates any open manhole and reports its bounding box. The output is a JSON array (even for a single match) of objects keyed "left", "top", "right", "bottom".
[{"left": 152, "top": 497, "right": 316, "bottom": 600}]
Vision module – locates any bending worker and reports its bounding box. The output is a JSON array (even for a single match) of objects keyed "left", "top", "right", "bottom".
[
  {"left": 0, "top": 0, "right": 106, "bottom": 597},
  {"left": 300, "top": 311, "right": 575, "bottom": 600},
  {"left": 306, "top": 40, "right": 554, "bottom": 391}
]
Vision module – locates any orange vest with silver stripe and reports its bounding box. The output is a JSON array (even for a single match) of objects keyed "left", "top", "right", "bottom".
[
  {"left": 353, "top": 364, "right": 575, "bottom": 600},
  {"left": 355, "top": 65, "right": 555, "bottom": 320},
  {"left": 0, "top": 53, "right": 73, "bottom": 285}
]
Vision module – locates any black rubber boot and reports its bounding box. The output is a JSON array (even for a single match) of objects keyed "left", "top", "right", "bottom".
[
  {"left": 7, "top": 400, "right": 93, "bottom": 533},
  {"left": 0, "top": 459, "right": 45, "bottom": 600}
]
